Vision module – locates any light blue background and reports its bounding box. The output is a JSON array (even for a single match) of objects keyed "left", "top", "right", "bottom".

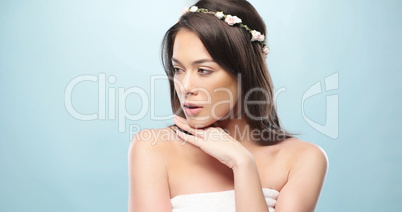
[{"left": 1, "top": 0, "right": 401, "bottom": 211}]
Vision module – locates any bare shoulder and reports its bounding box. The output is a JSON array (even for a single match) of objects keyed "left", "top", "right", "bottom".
[
  {"left": 281, "top": 137, "right": 327, "bottom": 158},
  {"left": 128, "top": 127, "right": 177, "bottom": 211},
  {"left": 129, "top": 126, "right": 179, "bottom": 155},
  {"left": 272, "top": 138, "right": 328, "bottom": 211},
  {"left": 278, "top": 137, "right": 328, "bottom": 171}
]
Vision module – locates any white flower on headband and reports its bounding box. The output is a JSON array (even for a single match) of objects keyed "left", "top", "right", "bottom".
[
  {"left": 215, "top": 11, "right": 224, "bottom": 19},
  {"left": 263, "top": 46, "right": 270, "bottom": 56},
  {"left": 189, "top": 6, "right": 198, "bottom": 12},
  {"left": 181, "top": 7, "right": 189, "bottom": 16},
  {"left": 179, "top": 7, "right": 268, "bottom": 58},
  {"left": 225, "top": 15, "right": 242, "bottom": 26},
  {"left": 251, "top": 30, "right": 265, "bottom": 42}
]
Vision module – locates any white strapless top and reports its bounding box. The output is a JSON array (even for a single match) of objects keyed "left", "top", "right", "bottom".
[{"left": 171, "top": 188, "right": 279, "bottom": 212}]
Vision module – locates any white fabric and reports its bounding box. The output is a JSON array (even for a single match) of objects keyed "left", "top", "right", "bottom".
[{"left": 171, "top": 188, "right": 279, "bottom": 212}]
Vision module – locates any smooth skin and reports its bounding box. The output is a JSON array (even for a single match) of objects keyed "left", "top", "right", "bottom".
[{"left": 128, "top": 29, "right": 328, "bottom": 212}]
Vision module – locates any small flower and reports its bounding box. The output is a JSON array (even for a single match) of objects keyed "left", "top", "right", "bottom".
[
  {"left": 262, "top": 46, "right": 270, "bottom": 56},
  {"left": 189, "top": 6, "right": 198, "bottom": 12},
  {"left": 181, "top": 7, "right": 189, "bottom": 16},
  {"left": 225, "top": 15, "right": 242, "bottom": 26},
  {"left": 258, "top": 34, "right": 265, "bottom": 42},
  {"left": 215, "top": 11, "right": 224, "bottom": 19},
  {"left": 251, "top": 30, "right": 265, "bottom": 42}
]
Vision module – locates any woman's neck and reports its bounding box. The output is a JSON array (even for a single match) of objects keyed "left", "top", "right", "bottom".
[{"left": 214, "top": 114, "right": 259, "bottom": 149}]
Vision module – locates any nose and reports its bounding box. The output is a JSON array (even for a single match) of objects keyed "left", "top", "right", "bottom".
[{"left": 180, "top": 71, "right": 198, "bottom": 97}]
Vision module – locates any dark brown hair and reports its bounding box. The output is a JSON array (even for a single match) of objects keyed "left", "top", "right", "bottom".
[{"left": 161, "top": 0, "right": 294, "bottom": 145}]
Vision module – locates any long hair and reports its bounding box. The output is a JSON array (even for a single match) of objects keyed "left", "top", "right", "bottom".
[{"left": 161, "top": 0, "right": 295, "bottom": 145}]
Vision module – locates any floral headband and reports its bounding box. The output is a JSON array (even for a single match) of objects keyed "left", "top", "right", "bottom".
[{"left": 181, "top": 6, "right": 270, "bottom": 56}]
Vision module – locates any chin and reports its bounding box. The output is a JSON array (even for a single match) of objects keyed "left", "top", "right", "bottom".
[{"left": 185, "top": 115, "right": 215, "bottom": 129}]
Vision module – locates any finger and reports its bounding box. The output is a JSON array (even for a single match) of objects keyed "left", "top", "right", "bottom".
[
  {"left": 175, "top": 130, "right": 203, "bottom": 147},
  {"left": 173, "top": 115, "right": 188, "bottom": 123},
  {"left": 173, "top": 117, "right": 195, "bottom": 135},
  {"left": 173, "top": 116, "right": 203, "bottom": 137}
]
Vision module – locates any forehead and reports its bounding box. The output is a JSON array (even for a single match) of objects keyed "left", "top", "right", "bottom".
[{"left": 172, "top": 29, "right": 213, "bottom": 62}]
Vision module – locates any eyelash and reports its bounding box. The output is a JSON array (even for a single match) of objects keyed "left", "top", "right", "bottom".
[
  {"left": 198, "top": 68, "right": 212, "bottom": 75},
  {"left": 173, "top": 67, "right": 184, "bottom": 74},
  {"left": 173, "top": 67, "right": 212, "bottom": 75}
]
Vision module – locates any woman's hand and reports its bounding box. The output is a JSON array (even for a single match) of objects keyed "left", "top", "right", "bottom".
[{"left": 173, "top": 115, "right": 253, "bottom": 169}]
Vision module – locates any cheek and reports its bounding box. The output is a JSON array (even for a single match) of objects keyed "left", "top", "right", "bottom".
[
  {"left": 209, "top": 83, "right": 239, "bottom": 117},
  {"left": 173, "top": 78, "right": 183, "bottom": 99}
]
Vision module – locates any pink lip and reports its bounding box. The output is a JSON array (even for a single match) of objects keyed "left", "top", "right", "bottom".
[
  {"left": 184, "top": 107, "right": 203, "bottom": 115},
  {"left": 183, "top": 102, "right": 203, "bottom": 115},
  {"left": 183, "top": 102, "right": 203, "bottom": 108}
]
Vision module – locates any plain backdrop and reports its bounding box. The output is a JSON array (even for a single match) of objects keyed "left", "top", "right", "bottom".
[{"left": 0, "top": 0, "right": 401, "bottom": 211}]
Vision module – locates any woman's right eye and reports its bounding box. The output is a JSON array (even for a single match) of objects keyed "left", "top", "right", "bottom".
[{"left": 174, "top": 67, "right": 184, "bottom": 74}]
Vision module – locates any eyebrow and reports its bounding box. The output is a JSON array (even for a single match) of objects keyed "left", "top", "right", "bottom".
[{"left": 172, "top": 58, "right": 215, "bottom": 66}]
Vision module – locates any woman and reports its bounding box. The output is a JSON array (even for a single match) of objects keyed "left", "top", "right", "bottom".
[{"left": 128, "top": 0, "right": 328, "bottom": 211}]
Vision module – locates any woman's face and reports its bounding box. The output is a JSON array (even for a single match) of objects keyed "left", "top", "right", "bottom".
[{"left": 172, "top": 29, "right": 239, "bottom": 128}]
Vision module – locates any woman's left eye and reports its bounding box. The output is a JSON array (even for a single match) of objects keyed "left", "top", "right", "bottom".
[{"left": 198, "top": 69, "right": 211, "bottom": 75}]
